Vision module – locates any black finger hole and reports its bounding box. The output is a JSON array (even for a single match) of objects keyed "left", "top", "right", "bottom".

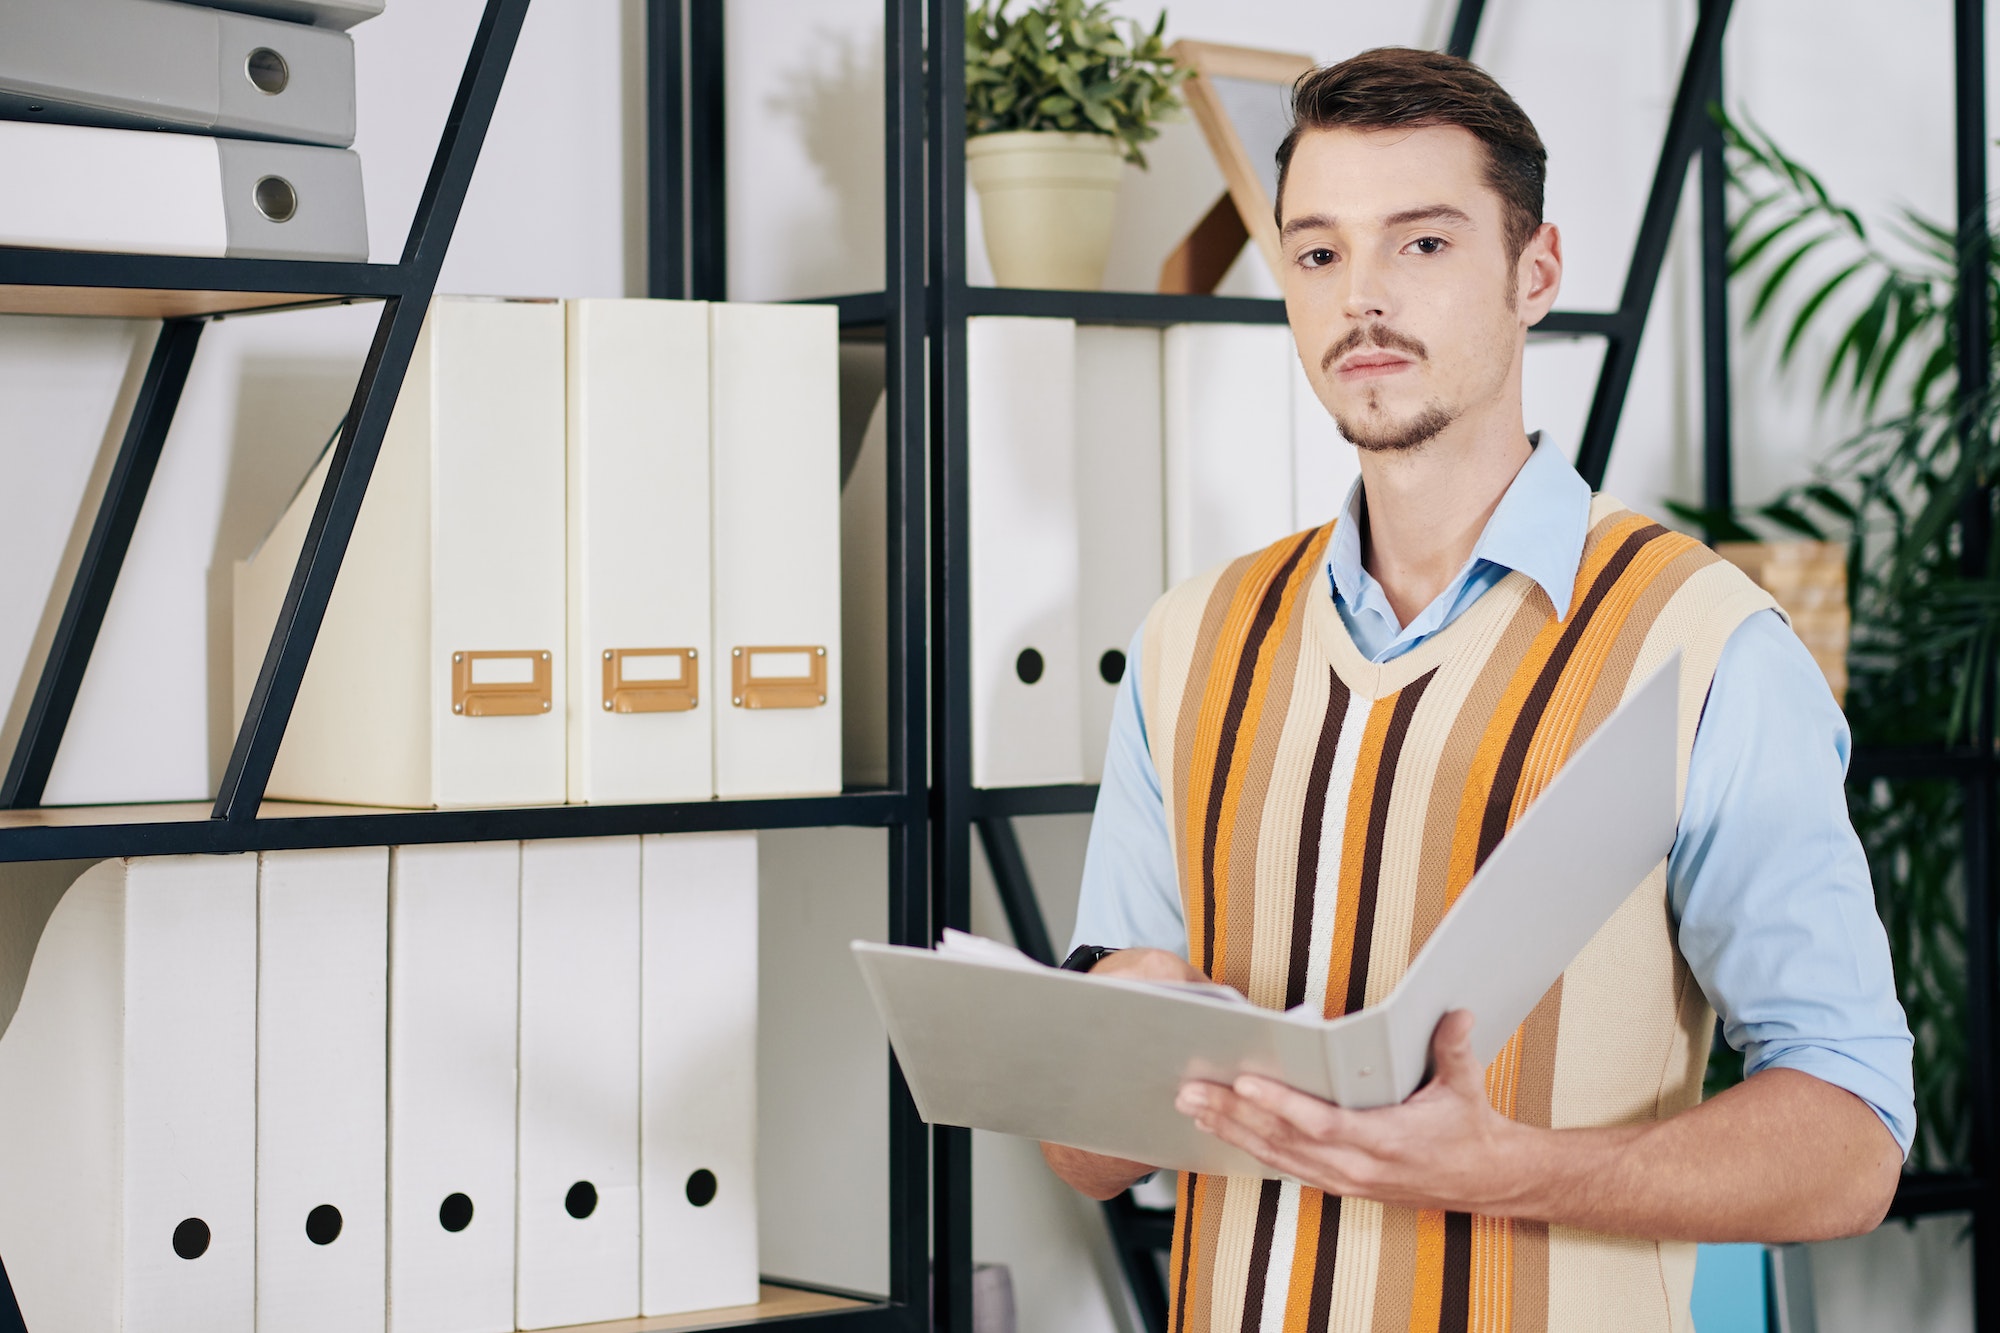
[
  {"left": 438, "top": 1192, "right": 474, "bottom": 1233},
  {"left": 565, "top": 1180, "right": 598, "bottom": 1219},
  {"left": 305, "top": 1204, "right": 343, "bottom": 1246},
  {"left": 1098, "top": 648, "right": 1127, "bottom": 685},
  {"left": 1015, "top": 648, "right": 1044, "bottom": 685},
  {"left": 685, "top": 1169, "right": 718, "bottom": 1207},
  {"left": 172, "top": 1217, "right": 210, "bottom": 1260}
]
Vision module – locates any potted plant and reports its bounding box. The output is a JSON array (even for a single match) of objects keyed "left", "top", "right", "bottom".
[{"left": 965, "top": 0, "right": 1188, "bottom": 289}]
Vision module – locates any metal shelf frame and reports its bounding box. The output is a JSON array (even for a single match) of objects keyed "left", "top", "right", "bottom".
[{"left": 0, "top": 1, "right": 936, "bottom": 1329}]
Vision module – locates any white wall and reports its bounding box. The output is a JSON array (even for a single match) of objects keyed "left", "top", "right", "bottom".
[{"left": 0, "top": 0, "right": 1976, "bottom": 1327}]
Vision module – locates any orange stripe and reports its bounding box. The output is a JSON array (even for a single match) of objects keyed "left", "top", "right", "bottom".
[
  {"left": 1210, "top": 530, "right": 1332, "bottom": 979},
  {"left": 1181, "top": 535, "right": 1325, "bottom": 971},
  {"left": 1322, "top": 695, "right": 1398, "bottom": 1018},
  {"left": 1283, "top": 1188, "right": 1326, "bottom": 1332},
  {"left": 1440, "top": 513, "right": 1656, "bottom": 907},
  {"left": 1407, "top": 1208, "right": 1448, "bottom": 1333}
]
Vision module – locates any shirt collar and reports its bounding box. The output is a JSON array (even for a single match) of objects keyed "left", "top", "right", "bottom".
[{"left": 1326, "top": 433, "right": 1594, "bottom": 623}]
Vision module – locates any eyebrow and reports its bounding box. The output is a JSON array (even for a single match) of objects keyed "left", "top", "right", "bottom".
[{"left": 1279, "top": 204, "right": 1477, "bottom": 241}]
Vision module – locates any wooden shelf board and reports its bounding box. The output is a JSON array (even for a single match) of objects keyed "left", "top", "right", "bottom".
[
  {"left": 537, "top": 1284, "right": 877, "bottom": 1332},
  {"left": 0, "top": 284, "right": 360, "bottom": 319}
]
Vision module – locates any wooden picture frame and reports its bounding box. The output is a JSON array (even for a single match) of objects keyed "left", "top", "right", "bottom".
[{"left": 1160, "top": 40, "right": 1317, "bottom": 295}]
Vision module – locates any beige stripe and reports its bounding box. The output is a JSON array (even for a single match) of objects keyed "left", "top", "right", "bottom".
[
  {"left": 1325, "top": 1196, "right": 1383, "bottom": 1332},
  {"left": 1225, "top": 575, "right": 1316, "bottom": 998},
  {"left": 1400, "top": 593, "right": 1549, "bottom": 981},
  {"left": 1209, "top": 1176, "right": 1265, "bottom": 1332},
  {"left": 1249, "top": 647, "right": 1334, "bottom": 1009},
  {"left": 1358, "top": 582, "right": 1531, "bottom": 1006},
  {"left": 1368, "top": 1205, "right": 1419, "bottom": 1332}
]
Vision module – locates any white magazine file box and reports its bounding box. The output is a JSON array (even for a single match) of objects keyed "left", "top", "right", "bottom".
[
  {"left": 256, "top": 847, "right": 388, "bottom": 1333},
  {"left": 967, "top": 316, "right": 1084, "bottom": 788},
  {"left": 0, "top": 854, "right": 258, "bottom": 1333},
  {"left": 235, "top": 296, "right": 568, "bottom": 809},
  {"left": 709, "top": 303, "right": 843, "bottom": 797},
  {"left": 385, "top": 842, "right": 519, "bottom": 1333},
  {"left": 639, "top": 832, "right": 760, "bottom": 1316},
  {"left": 566, "top": 298, "right": 714, "bottom": 804},
  {"left": 1073, "top": 324, "right": 1164, "bottom": 784},
  {"left": 516, "top": 837, "right": 642, "bottom": 1330},
  {"left": 1163, "top": 323, "right": 1297, "bottom": 583}
]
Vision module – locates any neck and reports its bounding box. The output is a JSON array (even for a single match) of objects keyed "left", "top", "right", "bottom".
[{"left": 1356, "top": 403, "right": 1533, "bottom": 628}]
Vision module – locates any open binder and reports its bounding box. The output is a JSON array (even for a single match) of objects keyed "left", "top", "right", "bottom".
[{"left": 855, "top": 655, "right": 1682, "bottom": 1178}]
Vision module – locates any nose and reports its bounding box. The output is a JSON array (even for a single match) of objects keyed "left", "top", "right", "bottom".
[{"left": 1341, "top": 252, "right": 1390, "bottom": 322}]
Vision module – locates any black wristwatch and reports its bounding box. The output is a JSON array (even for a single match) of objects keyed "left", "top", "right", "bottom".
[{"left": 1060, "top": 943, "right": 1119, "bottom": 973}]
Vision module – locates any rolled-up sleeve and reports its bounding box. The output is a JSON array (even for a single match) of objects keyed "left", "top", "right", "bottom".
[
  {"left": 1070, "top": 628, "right": 1188, "bottom": 958},
  {"left": 1671, "top": 609, "right": 1916, "bottom": 1156}
]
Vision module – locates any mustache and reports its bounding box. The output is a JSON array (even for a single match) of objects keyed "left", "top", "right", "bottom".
[{"left": 1321, "top": 323, "right": 1429, "bottom": 373}]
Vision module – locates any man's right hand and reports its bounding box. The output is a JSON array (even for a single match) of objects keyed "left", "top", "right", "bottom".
[{"left": 1039, "top": 947, "right": 1206, "bottom": 1199}]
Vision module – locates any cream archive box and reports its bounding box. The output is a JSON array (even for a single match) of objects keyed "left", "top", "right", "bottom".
[{"left": 235, "top": 296, "right": 568, "bottom": 808}]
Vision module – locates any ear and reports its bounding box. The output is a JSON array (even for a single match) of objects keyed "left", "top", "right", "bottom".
[{"left": 1518, "top": 222, "right": 1563, "bottom": 325}]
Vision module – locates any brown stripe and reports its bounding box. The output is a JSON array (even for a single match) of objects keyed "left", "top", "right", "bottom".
[
  {"left": 1172, "top": 1169, "right": 1197, "bottom": 1333},
  {"left": 1474, "top": 525, "right": 1668, "bottom": 867},
  {"left": 1344, "top": 669, "right": 1436, "bottom": 1017},
  {"left": 1302, "top": 1193, "right": 1343, "bottom": 1332},
  {"left": 1439, "top": 1211, "right": 1473, "bottom": 1332},
  {"left": 1198, "top": 530, "right": 1319, "bottom": 971},
  {"left": 1286, "top": 669, "right": 1352, "bottom": 1010},
  {"left": 1239, "top": 1179, "right": 1286, "bottom": 1330}
]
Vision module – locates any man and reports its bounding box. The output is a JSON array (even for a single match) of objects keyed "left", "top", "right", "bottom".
[{"left": 1046, "top": 47, "right": 1912, "bottom": 1331}]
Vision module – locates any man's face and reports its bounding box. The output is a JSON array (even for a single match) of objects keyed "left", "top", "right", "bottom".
[{"left": 1277, "top": 124, "right": 1558, "bottom": 454}]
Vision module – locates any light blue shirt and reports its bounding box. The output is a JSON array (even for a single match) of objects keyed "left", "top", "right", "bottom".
[{"left": 1072, "top": 439, "right": 1917, "bottom": 1155}]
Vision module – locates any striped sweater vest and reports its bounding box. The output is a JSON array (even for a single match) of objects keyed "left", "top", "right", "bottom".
[{"left": 1138, "top": 497, "right": 1780, "bottom": 1333}]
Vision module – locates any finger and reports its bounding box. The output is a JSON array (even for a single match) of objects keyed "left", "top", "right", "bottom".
[
  {"left": 1179, "top": 1082, "right": 1302, "bottom": 1152},
  {"left": 1232, "top": 1075, "right": 1353, "bottom": 1141},
  {"left": 1429, "top": 1009, "right": 1483, "bottom": 1095}
]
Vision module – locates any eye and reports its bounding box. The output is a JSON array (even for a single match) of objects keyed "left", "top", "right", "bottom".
[
  {"left": 1298, "top": 246, "right": 1337, "bottom": 270},
  {"left": 1409, "top": 235, "right": 1447, "bottom": 255}
]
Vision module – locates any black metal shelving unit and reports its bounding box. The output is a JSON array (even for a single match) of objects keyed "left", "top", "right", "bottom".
[{"left": 0, "top": 0, "right": 931, "bottom": 1328}]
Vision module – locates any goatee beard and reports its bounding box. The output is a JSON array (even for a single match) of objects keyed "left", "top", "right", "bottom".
[{"left": 1334, "top": 399, "right": 1457, "bottom": 453}]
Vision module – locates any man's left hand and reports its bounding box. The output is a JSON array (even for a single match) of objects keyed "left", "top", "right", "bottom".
[{"left": 1176, "top": 1009, "right": 1548, "bottom": 1216}]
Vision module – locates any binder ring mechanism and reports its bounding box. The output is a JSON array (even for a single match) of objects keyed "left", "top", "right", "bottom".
[
  {"left": 452, "top": 650, "right": 552, "bottom": 716},
  {"left": 731, "top": 645, "right": 827, "bottom": 709},
  {"left": 602, "top": 647, "right": 700, "bottom": 713}
]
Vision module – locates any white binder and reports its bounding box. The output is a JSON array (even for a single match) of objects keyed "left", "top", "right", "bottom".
[
  {"left": 0, "top": 0, "right": 357, "bottom": 146},
  {"left": 255, "top": 847, "right": 388, "bottom": 1333},
  {"left": 1163, "top": 323, "right": 1297, "bottom": 583},
  {"left": 967, "top": 316, "right": 1084, "bottom": 788},
  {"left": 385, "top": 842, "right": 519, "bottom": 1333},
  {"left": 235, "top": 297, "right": 568, "bottom": 809},
  {"left": 0, "top": 120, "right": 367, "bottom": 260},
  {"left": 709, "top": 303, "right": 843, "bottom": 798},
  {"left": 1291, "top": 357, "right": 1359, "bottom": 532},
  {"left": 516, "top": 838, "right": 642, "bottom": 1330},
  {"left": 566, "top": 299, "right": 714, "bottom": 804},
  {"left": 1073, "top": 324, "right": 1164, "bottom": 784},
  {"left": 180, "top": 0, "right": 383, "bottom": 27},
  {"left": 0, "top": 854, "right": 258, "bottom": 1333},
  {"left": 638, "top": 832, "right": 760, "bottom": 1316}
]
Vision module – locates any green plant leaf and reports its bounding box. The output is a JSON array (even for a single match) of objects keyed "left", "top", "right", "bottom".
[
  {"left": 1780, "top": 257, "right": 1868, "bottom": 364},
  {"left": 1749, "top": 232, "right": 1833, "bottom": 324},
  {"left": 1730, "top": 209, "right": 1815, "bottom": 275},
  {"left": 1757, "top": 501, "right": 1829, "bottom": 540}
]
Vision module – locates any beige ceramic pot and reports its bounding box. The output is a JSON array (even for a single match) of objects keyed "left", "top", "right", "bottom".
[{"left": 966, "top": 130, "right": 1124, "bottom": 289}]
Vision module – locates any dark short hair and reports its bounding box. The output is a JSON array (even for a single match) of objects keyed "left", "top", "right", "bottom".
[{"left": 1274, "top": 47, "right": 1547, "bottom": 262}]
